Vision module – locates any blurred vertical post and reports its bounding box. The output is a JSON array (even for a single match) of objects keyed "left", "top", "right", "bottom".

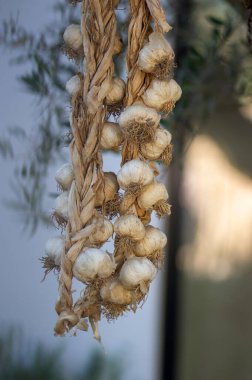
[{"left": 160, "top": 0, "right": 192, "bottom": 379}]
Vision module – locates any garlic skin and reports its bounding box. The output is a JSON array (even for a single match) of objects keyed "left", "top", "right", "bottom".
[
  {"left": 117, "top": 159, "right": 154, "bottom": 190},
  {"left": 134, "top": 226, "right": 167, "bottom": 257},
  {"left": 55, "top": 191, "right": 69, "bottom": 220},
  {"left": 138, "top": 32, "right": 174, "bottom": 78},
  {"left": 106, "top": 77, "right": 125, "bottom": 105},
  {"left": 95, "top": 172, "right": 119, "bottom": 207},
  {"left": 45, "top": 236, "right": 65, "bottom": 266},
  {"left": 73, "top": 248, "right": 115, "bottom": 283},
  {"left": 118, "top": 104, "right": 160, "bottom": 141},
  {"left": 89, "top": 219, "right": 114, "bottom": 245},
  {"left": 101, "top": 122, "right": 123, "bottom": 150},
  {"left": 100, "top": 279, "right": 133, "bottom": 305},
  {"left": 119, "top": 257, "right": 157, "bottom": 289},
  {"left": 114, "top": 214, "right": 145, "bottom": 241},
  {"left": 66, "top": 75, "right": 81, "bottom": 96},
  {"left": 138, "top": 182, "right": 168, "bottom": 210},
  {"left": 55, "top": 163, "right": 74, "bottom": 190},
  {"left": 142, "top": 79, "right": 182, "bottom": 113},
  {"left": 140, "top": 128, "right": 172, "bottom": 160},
  {"left": 63, "top": 24, "right": 82, "bottom": 51}
]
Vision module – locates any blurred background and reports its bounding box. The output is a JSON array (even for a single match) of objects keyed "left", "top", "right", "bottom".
[{"left": 0, "top": 0, "right": 252, "bottom": 379}]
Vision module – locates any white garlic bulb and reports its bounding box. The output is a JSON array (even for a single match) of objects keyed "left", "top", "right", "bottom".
[
  {"left": 89, "top": 219, "right": 114, "bottom": 245},
  {"left": 137, "top": 182, "right": 168, "bottom": 210},
  {"left": 100, "top": 279, "right": 133, "bottom": 305},
  {"left": 117, "top": 159, "right": 154, "bottom": 190},
  {"left": 73, "top": 248, "right": 115, "bottom": 283},
  {"left": 142, "top": 79, "right": 182, "bottom": 113},
  {"left": 140, "top": 128, "right": 172, "bottom": 160},
  {"left": 113, "top": 34, "right": 123, "bottom": 55},
  {"left": 114, "top": 214, "right": 145, "bottom": 241},
  {"left": 55, "top": 163, "right": 74, "bottom": 190},
  {"left": 65, "top": 75, "right": 81, "bottom": 96},
  {"left": 106, "top": 77, "right": 125, "bottom": 105},
  {"left": 55, "top": 191, "right": 69, "bottom": 220},
  {"left": 95, "top": 172, "right": 119, "bottom": 207},
  {"left": 63, "top": 24, "right": 83, "bottom": 51},
  {"left": 101, "top": 122, "right": 123, "bottom": 150},
  {"left": 119, "top": 257, "right": 157, "bottom": 289},
  {"left": 138, "top": 32, "right": 174, "bottom": 79},
  {"left": 45, "top": 236, "right": 65, "bottom": 266},
  {"left": 134, "top": 226, "right": 167, "bottom": 257},
  {"left": 118, "top": 104, "right": 160, "bottom": 143}
]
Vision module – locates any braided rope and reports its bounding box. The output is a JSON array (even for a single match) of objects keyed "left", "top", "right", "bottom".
[{"left": 54, "top": 0, "right": 117, "bottom": 336}]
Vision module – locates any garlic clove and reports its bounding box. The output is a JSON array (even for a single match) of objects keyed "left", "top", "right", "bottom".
[
  {"left": 89, "top": 219, "right": 114, "bottom": 245},
  {"left": 117, "top": 159, "right": 154, "bottom": 191},
  {"left": 66, "top": 75, "right": 81, "bottom": 96},
  {"left": 101, "top": 122, "right": 123, "bottom": 150},
  {"left": 134, "top": 225, "right": 167, "bottom": 257},
  {"left": 106, "top": 77, "right": 125, "bottom": 105},
  {"left": 73, "top": 248, "right": 115, "bottom": 283},
  {"left": 118, "top": 104, "right": 160, "bottom": 143},
  {"left": 95, "top": 172, "right": 119, "bottom": 207},
  {"left": 140, "top": 128, "right": 172, "bottom": 160},
  {"left": 142, "top": 79, "right": 182, "bottom": 113},
  {"left": 138, "top": 32, "right": 175, "bottom": 80},
  {"left": 114, "top": 214, "right": 145, "bottom": 241},
  {"left": 45, "top": 236, "right": 65, "bottom": 266},
  {"left": 55, "top": 163, "right": 74, "bottom": 191},
  {"left": 100, "top": 279, "right": 133, "bottom": 305},
  {"left": 119, "top": 257, "right": 157, "bottom": 289},
  {"left": 63, "top": 24, "right": 83, "bottom": 51},
  {"left": 55, "top": 191, "right": 69, "bottom": 221}
]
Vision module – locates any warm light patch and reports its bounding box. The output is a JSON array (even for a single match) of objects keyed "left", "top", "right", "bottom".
[{"left": 179, "top": 135, "right": 252, "bottom": 280}]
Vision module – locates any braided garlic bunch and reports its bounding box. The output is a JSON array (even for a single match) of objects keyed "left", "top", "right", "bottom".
[{"left": 42, "top": 0, "right": 181, "bottom": 340}]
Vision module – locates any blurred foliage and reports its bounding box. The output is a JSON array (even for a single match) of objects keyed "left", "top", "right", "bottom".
[
  {"left": 0, "top": 0, "right": 251, "bottom": 232},
  {"left": 0, "top": 327, "right": 123, "bottom": 380}
]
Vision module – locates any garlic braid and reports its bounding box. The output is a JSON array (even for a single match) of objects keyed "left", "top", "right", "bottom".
[{"left": 54, "top": 0, "right": 117, "bottom": 336}]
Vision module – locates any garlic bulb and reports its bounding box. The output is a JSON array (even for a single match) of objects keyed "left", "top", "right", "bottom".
[
  {"left": 138, "top": 32, "right": 174, "bottom": 80},
  {"left": 137, "top": 182, "right": 170, "bottom": 218},
  {"left": 113, "top": 34, "right": 123, "bottom": 55},
  {"left": 142, "top": 79, "right": 182, "bottom": 113},
  {"left": 118, "top": 104, "right": 160, "bottom": 143},
  {"left": 106, "top": 77, "right": 125, "bottom": 105},
  {"left": 101, "top": 122, "right": 123, "bottom": 150},
  {"left": 119, "top": 257, "right": 157, "bottom": 289},
  {"left": 140, "top": 128, "right": 172, "bottom": 161},
  {"left": 114, "top": 214, "right": 145, "bottom": 241},
  {"left": 63, "top": 24, "right": 82, "bottom": 51},
  {"left": 100, "top": 279, "right": 133, "bottom": 305},
  {"left": 138, "top": 182, "right": 168, "bottom": 209},
  {"left": 134, "top": 226, "right": 167, "bottom": 257},
  {"left": 55, "top": 191, "right": 69, "bottom": 220},
  {"left": 73, "top": 248, "right": 115, "bottom": 283},
  {"left": 117, "top": 159, "right": 154, "bottom": 191},
  {"left": 66, "top": 75, "right": 81, "bottom": 96},
  {"left": 55, "top": 163, "right": 74, "bottom": 190},
  {"left": 95, "top": 172, "right": 119, "bottom": 207},
  {"left": 45, "top": 236, "right": 65, "bottom": 266},
  {"left": 89, "top": 219, "right": 114, "bottom": 245}
]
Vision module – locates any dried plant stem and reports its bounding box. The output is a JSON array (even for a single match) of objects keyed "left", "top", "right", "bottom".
[{"left": 54, "top": 0, "right": 117, "bottom": 336}]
